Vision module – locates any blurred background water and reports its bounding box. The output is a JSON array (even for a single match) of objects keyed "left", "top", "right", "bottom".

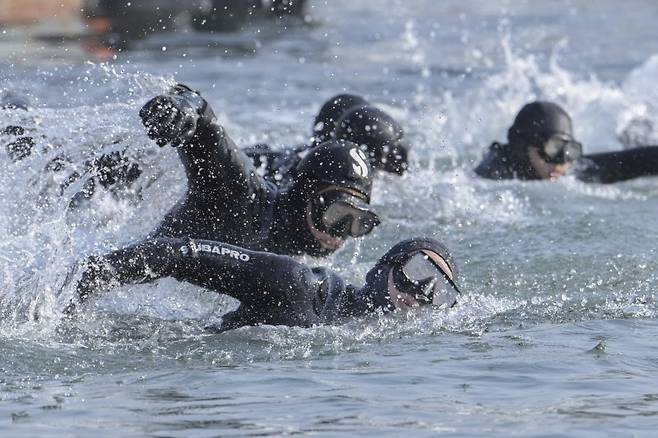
[{"left": 0, "top": 0, "right": 657, "bottom": 436}]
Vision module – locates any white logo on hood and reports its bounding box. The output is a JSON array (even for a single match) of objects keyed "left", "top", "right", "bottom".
[{"left": 349, "top": 147, "right": 369, "bottom": 177}]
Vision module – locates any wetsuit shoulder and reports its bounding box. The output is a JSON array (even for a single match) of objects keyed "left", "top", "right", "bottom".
[
  {"left": 474, "top": 142, "right": 516, "bottom": 180},
  {"left": 243, "top": 143, "right": 310, "bottom": 188},
  {"left": 576, "top": 146, "right": 658, "bottom": 183}
]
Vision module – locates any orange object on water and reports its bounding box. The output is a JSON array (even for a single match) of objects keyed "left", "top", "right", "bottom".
[{"left": 0, "top": 0, "right": 82, "bottom": 25}]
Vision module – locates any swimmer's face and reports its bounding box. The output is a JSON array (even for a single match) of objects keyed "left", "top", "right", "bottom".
[
  {"left": 386, "top": 250, "right": 457, "bottom": 310},
  {"left": 528, "top": 146, "right": 572, "bottom": 181},
  {"left": 305, "top": 185, "right": 375, "bottom": 251},
  {"left": 387, "top": 269, "right": 420, "bottom": 310},
  {"left": 306, "top": 208, "right": 345, "bottom": 251}
]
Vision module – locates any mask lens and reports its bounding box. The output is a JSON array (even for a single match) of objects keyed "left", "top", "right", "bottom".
[
  {"left": 542, "top": 134, "right": 582, "bottom": 164},
  {"left": 402, "top": 252, "right": 439, "bottom": 284},
  {"left": 396, "top": 252, "right": 460, "bottom": 308},
  {"left": 322, "top": 201, "right": 379, "bottom": 238},
  {"left": 543, "top": 136, "right": 567, "bottom": 159},
  {"left": 350, "top": 209, "right": 379, "bottom": 237},
  {"left": 430, "top": 275, "right": 460, "bottom": 308},
  {"left": 311, "top": 191, "right": 380, "bottom": 238},
  {"left": 564, "top": 140, "right": 582, "bottom": 161},
  {"left": 322, "top": 201, "right": 352, "bottom": 228}
]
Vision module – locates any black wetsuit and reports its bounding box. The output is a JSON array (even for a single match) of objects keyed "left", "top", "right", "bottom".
[
  {"left": 140, "top": 86, "right": 375, "bottom": 257},
  {"left": 474, "top": 142, "right": 658, "bottom": 183},
  {"left": 148, "top": 115, "right": 281, "bottom": 250},
  {"left": 242, "top": 97, "right": 409, "bottom": 187},
  {"left": 575, "top": 146, "right": 658, "bottom": 183},
  {"left": 243, "top": 143, "right": 305, "bottom": 188},
  {"left": 76, "top": 238, "right": 379, "bottom": 331},
  {"left": 1, "top": 98, "right": 143, "bottom": 207}
]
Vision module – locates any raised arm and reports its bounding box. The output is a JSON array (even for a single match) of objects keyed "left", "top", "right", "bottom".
[
  {"left": 576, "top": 146, "right": 658, "bottom": 183},
  {"left": 139, "top": 84, "right": 265, "bottom": 203}
]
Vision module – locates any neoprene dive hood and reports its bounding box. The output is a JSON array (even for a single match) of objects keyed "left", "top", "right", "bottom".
[
  {"left": 507, "top": 101, "right": 573, "bottom": 146},
  {"left": 276, "top": 140, "right": 375, "bottom": 257},
  {"left": 334, "top": 105, "right": 408, "bottom": 174},
  {"left": 359, "top": 237, "right": 460, "bottom": 312},
  {"left": 292, "top": 139, "right": 374, "bottom": 200},
  {"left": 312, "top": 94, "right": 369, "bottom": 145}
]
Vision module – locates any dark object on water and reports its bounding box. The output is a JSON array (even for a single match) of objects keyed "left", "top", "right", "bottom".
[
  {"left": 190, "top": 0, "right": 262, "bottom": 32},
  {"left": 3, "top": 125, "right": 25, "bottom": 136},
  {"left": 83, "top": 0, "right": 181, "bottom": 45},
  {"left": 270, "top": 0, "right": 308, "bottom": 17},
  {"left": 312, "top": 94, "right": 368, "bottom": 145},
  {"left": 139, "top": 84, "right": 377, "bottom": 258},
  {"left": 475, "top": 101, "right": 658, "bottom": 183},
  {"left": 82, "top": 0, "right": 309, "bottom": 48},
  {"left": 6, "top": 136, "right": 35, "bottom": 161},
  {"left": 618, "top": 117, "right": 656, "bottom": 149},
  {"left": 66, "top": 150, "right": 143, "bottom": 209},
  {"left": 243, "top": 94, "right": 410, "bottom": 188}
]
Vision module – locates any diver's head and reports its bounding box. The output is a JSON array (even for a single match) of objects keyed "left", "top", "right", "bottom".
[
  {"left": 507, "top": 101, "right": 582, "bottom": 180},
  {"left": 312, "top": 94, "right": 369, "bottom": 145},
  {"left": 290, "top": 140, "right": 379, "bottom": 254},
  {"left": 362, "top": 238, "right": 461, "bottom": 312},
  {"left": 334, "top": 106, "right": 409, "bottom": 175}
]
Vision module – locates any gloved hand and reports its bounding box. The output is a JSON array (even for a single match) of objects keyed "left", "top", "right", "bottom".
[{"left": 139, "top": 84, "right": 213, "bottom": 147}]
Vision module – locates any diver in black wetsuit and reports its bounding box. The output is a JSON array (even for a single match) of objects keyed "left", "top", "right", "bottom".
[
  {"left": 1, "top": 92, "right": 143, "bottom": 206},
  {"left": 474, "top": 101, "right": 658, "bottom": 183},
  {"left": 139, "top": 84, "right": 380, "bottom": 257},
  {"left": 70, "top": 236, "right": 461, "bottom": 331},
  {"left": 243, "top": 93, "right": 409, "bottom": 187}
]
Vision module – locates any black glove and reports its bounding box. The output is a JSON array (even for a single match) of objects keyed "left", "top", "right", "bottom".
[{"left": 139, "top": 84, "right": 214, "bottom": 147}]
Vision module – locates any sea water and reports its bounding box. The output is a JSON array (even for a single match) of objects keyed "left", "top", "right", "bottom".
[{"left": 1, "top": 0, "right": 657, "bottom": 436}]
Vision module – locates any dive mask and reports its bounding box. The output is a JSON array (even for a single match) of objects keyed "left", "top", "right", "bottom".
[
  {"left": 309, "top": 190, "right": 380, "bottom": 238},
  {"left": 392, "top": 251, "right": 460, "bottom": 308},
  {"left": 539, "top": 133, "right": 582, "bottom": 164}
]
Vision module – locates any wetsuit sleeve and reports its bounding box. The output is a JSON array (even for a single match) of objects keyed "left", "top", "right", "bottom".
[
  {"left": 74, "top": 238, "right": 328, "bottom": 310},
  {"left": 74, "top": 239, "right": 183, "bottom": 304},
  {"left": 242, "top": 144, "right": 308, "bottom": 161},
  {"left": 473, "top": 143, "right": 520, "bottom": 180},
  {"left": 173, "top": 94, "right": 266, "bottom": 204},
  {"left": 172, "top": 239, "right": 321, "bottom": 307},
  {"left": 577, "top": 146, "right": 658, "bottom": 183}
]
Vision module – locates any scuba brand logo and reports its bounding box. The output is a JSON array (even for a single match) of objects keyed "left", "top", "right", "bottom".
[
  {"left": 349, "top": 148, "right": 369, "bottom": 177},
  {"left": 189, "top": 242, "right": 251, "bottom": 261}
]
